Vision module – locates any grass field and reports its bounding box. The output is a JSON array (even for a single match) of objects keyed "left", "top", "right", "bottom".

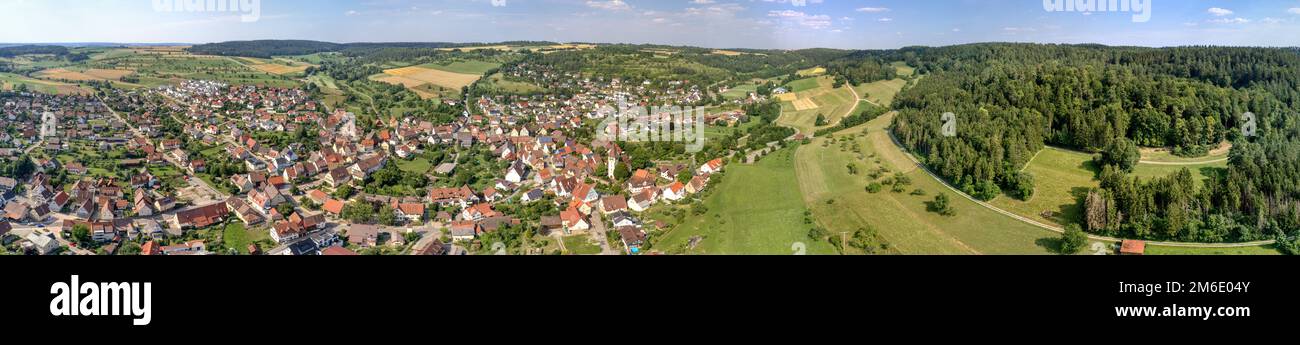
[
  {"left": 891, "top": 62, "right": 916, "bottom": 77},
  {"left": 1131, "top": 161, "right": 1228, "bottom": 188},
  {"left": 989, "top": 147, "right": 1100, "bottom": 227},
  {"left": 793, "top": 113, "right": 1060, "bottom": 254},
  {"left": 776, "top": 77, "right": 857, "bottom": 135},
  {"left": 653, "top": 148, "right": 838, "bottom": 255},
  {"left": 397, "top": 157, "right": 433, "bottom": 175},
  {"left": 785, "top": 77, "right": 821, "bottom": 92},
  {"left": 221, "top": 221, "right": 269, "bottom": 255},
  {"left": 0, "top": 72, "right": 93, "bottom": 94},
  {"left": 854, "top": 78, "right": 907, "bottom": 107},
  {"left": 479, "top": 73, "right": 546, "bottom": 95},
  {"left": 420, "top": 60, "right": 501, "bottom": 75},
  {"left": 797, "top": 67, "right": 827, "bottom": 77},
  {"left": 1139, "top": 142, "right": 1231, "bottom": 163},
  {"left": 1147, "top": 244, "right": 1280, "bottom": 255},
  {"left": 562, "top": 235, "right": 604, "bottom": 255},
  {"left": 720, "top": 83, "right": 758, "bottom": 100}
]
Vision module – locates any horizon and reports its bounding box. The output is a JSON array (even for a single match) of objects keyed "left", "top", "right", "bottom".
[{"left": 2, "top": 0, "right": 1299, "bottom": 49}]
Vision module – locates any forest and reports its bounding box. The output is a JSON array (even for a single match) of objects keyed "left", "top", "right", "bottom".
[{"left": 886, "top": 43, "right": 1300, "bottom": 245}]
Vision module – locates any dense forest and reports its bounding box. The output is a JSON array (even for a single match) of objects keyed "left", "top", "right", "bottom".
[{"left": 887, "top": 43, "right": 1300, "bottom": 245}]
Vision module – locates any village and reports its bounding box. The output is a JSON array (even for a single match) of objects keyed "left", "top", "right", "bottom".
[{"left": 0, "top": 68, "right": 735, "bottom": 256}]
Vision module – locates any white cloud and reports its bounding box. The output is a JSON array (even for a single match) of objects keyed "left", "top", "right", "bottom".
[
  {"left": 1289, "top": 8, "right": 1300, "bottom": 15},
  {"left": 690, "top": 0, "right": 716, "bottom": 4},
  {"left": 586, "top": 0, "right": 631, "bottom": 11},
  {"left": 1207, "top": 7, "right": 1233, "bottom": 16},
  {"left": 856, "top": 7, "right": 890, "bottom": 13},
  {"left": 768, "top": 10, "right": 832, "bottom": 30},
  {"left": 1207, "top": 17, "right": 1250, "bottom": 24},
  {"left": 877, "top": 17, "right": 893, "bottom": 22}
]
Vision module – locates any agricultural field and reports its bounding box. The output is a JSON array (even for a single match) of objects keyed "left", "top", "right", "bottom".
[
  {"left": 793, "top": 113, "right": 1060, "bottom": 254},
  {"left": 34, "top": 68, "right": 136, "bottom": 82},
  {"left": 989, "top": 147, "right": 1100, "bottom": 227},
  {"left": 0, "top": 72, "right": 93, "bottom": 94},
  {"left": 234, "top": 57, "right": 314, "bottom": 75},
  {"left": 419, "top": 60, "right": 500, "bottom": 75},
  {"left": 797, "top": 66, "right": 827, "bottom": 77},
  {"left": 775, "top": 76, "right": 858, "bottom": 135},
  {"left": 78, "top": 47, "right": 300, "bottom": 88},
  {"left": 653, "top": 148, "right": 838, "bottom": 255},
  {"left": 784, "top": 77, "right": 822, "bottom": 92},
  {"left": 891, "top": 61, "right": 916, "bottom": 77},
  {"left": 1138, "top": 142, "right": 1231, "bottom": 164},
  {"left": 372, "top": 65, "right": 483, "bottom": 99}
]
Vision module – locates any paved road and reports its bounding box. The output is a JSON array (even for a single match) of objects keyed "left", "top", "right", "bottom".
[{"left": 588, "top": 212, "right": 620, "bottom": 255}]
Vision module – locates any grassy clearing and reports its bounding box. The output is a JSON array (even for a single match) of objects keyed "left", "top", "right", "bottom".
[
  {"left": 0, "top": 72, "right": 93, "bottom": 95},
  {"left": 479, "top": 73, "right": 546, "bottom": 95},
  {"left": 854, "top": 78, "right": 907, "bottom": 107},
  {"left": 1146, "top": 244, "right": 1280, "bottom": 255},
  {"left": 794, "top": 113, "right": 1059, "bottom": 254},
  {"left": 989, "top": 147, "right": 1099, "bottom": 227},
  {"left": 654, "top": 148, "right": 837, "bottom": 255},
  {"left": 1131, "top": 161, "right": 1227, "bottom": 188},
  {"left": 891, "top": 62, "right": 916, "bottom": 77}
]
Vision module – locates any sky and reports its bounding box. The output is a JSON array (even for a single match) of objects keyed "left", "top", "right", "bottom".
[{"left": 1, "top": 0, "right": 1299, "bottom": 49}]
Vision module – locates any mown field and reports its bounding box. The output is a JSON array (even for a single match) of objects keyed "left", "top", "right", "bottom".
[
  {"left": 420, "top": 60, "right": 500, "bottom": 75},
  {"left": 793, "top": 113, "right": 1060, "bottom": 254},
  {"left": 775, "top": 76, "right": 858, "bottom": 136},
  {"left": 989, "top": 147, "right": 1099, "bottom": 227},
  {"left": 653, "top": 148, "right": 838, "bottom": 255},
  {"left": 854, "top": 78, "right": 907, "bottom": 107}
]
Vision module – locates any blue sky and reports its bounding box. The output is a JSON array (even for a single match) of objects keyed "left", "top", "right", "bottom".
[{"left": 2, "top": 0, "right": 1299, "bottom": 49}]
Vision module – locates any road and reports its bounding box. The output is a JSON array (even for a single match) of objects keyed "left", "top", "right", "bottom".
[{"left": 588, "top": 212, "right": 620, "bottom": 255}]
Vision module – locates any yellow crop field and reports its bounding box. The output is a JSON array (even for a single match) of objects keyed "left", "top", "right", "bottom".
[
  {"left": 36, "top": 68, "right": 135, "bottom": 81},
  {"left": 378, "top": 66, "right": 482, "bottom": 89},
  {"left": 775, "top": 93, "right": 798, "bottom": 102},
  {"left": 792, "top": 97, "right": 820, "bottom": 111}
]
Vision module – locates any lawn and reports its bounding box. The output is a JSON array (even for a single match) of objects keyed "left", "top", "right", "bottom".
[
  {"left": 479, "top": 73, "right": 546, "bottom": 95},
  {"left": 396, "top": 157, "right": 433, "bottom": 175},
  {"left": 562, "top": 235, "right": 604, "bottom": 255},
  {"left": 793, "top": 112, "right": 1061, "bottom": 254},
  {"left": 222, "top": 221, "right": 269, "bottom": 255},
  {"left": 989, "top": 147, "right": 1100, "bottom": 227},
  {"left": 653, "top": 148, "right": 838, "bottom": 255},
  {"left": 1146, "top": 244, "right": 1280, "bottom": 255}
]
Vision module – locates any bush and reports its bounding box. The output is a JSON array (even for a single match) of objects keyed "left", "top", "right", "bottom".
[{"left": 866, "top": 183, "right": 883, "bottom": 194}]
